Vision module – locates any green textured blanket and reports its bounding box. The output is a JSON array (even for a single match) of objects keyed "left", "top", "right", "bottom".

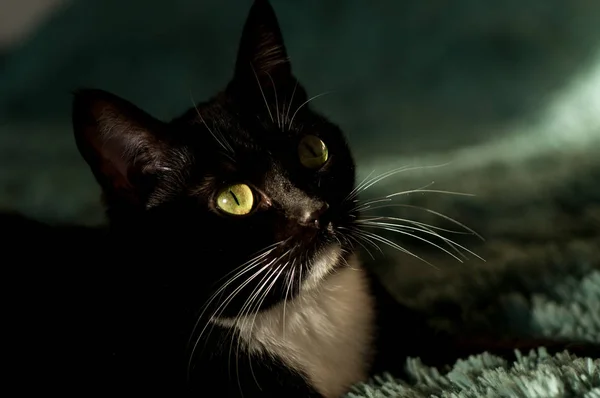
[
  {"left": 349, "top": 267, "right": 600, "bottom": 397},
  {"left": 344, "top": 149, "right": 600, "bottom": 397}
]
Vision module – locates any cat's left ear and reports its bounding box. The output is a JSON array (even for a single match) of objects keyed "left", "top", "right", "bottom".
[
  {"left": 233, "top": 0, "right": 292, "bottom": 82},
  {"left": 72, "top": 89, "right": 168, "bottom": 206}
]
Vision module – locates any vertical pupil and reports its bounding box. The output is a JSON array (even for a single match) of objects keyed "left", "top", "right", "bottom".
[
  {"left": 305, "top": 142, "right": 318, "bottom": 157},
  {"left": 229, "top": 190, "right": 240, "bottom": 205}
]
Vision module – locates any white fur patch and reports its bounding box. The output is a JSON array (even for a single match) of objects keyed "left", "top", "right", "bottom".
[{"left": 214, "top": 248, "right": 375, "bottom": 398}]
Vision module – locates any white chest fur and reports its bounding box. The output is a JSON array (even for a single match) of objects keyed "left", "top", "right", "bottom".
[{"left": 215, "top": 255, "right": 375, "bottom": 398}]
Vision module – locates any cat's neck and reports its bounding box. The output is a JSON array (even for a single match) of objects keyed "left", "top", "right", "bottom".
[{"left": 215, "top": 254, "right": 376, "bottom": 398}]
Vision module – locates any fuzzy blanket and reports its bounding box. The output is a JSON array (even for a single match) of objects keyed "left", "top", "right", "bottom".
[
  {"left": 344, "top": 149, "right": 600, "bottom": 397},
  {"left": 348, "top": 265, "right": 599, "bottom": 397},
  {"left": 348, "top": 265, "right": 600, "bottom": 398}
]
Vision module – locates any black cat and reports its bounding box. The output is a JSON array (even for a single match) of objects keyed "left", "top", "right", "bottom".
[{"left": 4, "top": 1, "right": 598, "bottom": 397}]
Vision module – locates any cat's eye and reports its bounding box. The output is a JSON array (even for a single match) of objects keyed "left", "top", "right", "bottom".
[
  {"left": 298, "top": 135, "right": 329, "bottom": 169},
  {"left": 216, "top": 184, "right": 254, "bottom": 215}
]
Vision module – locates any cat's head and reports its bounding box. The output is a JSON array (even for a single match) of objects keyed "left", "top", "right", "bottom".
[{"left": 72, "top": 0, "right": 357, "bottom": 315}]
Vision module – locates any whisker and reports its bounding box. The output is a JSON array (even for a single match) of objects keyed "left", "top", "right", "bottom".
[
  {"left": 239, "top": 261, "right": 288, "bottom": 392},
  {"left": 251, "top": 64, "right": 274, "bottom": 123},
  {"left": 360, "top": 204, "right": 484, "bottom": 241},
  {"left": 186, "top": 255, "right": 266, "bottom": 352},
  {"left": 187, "top": 255, "right": 277, "bottom": 377},
  {"left": 186, "top": 242, "right": 282, "bottom": 352},
  {"left": 232, "top": 261, "right": 286, "bottom": 393},
  {"left": 230, "top": 247, "right": 292, "bottom": 342},
  {"left": 386, "top": 189, "right": 475, "bottom": 199},
  {"left": 345, "top": 169, "right": 376, "bottom": 202},
  {"left": 288, "top": 91, "right": 333, "bottom": 130},
  {"left": 340, "top": 226, "right": 383, "bottom": 256},
  {"left": 281, "top": 93, "right": 288, "bottom": 131},
  {"left": 337, "top": 233, "right": 361, "bottom": 259},
  {"left": 346, "top": 167, "right": 411, "bottom": 203},
  {"left": 358, "top": 217, "right": 473, "bottom": 260},
  {"left": 358, "top": 217, "right": 482, "bottom": 260},
  {"left": 359, "top": 216, "right": 472, "bottom": 235},
  {"left": 353, "top": 181, "right": 437, "bottom": 212},
  {"left": 352, "top": 228, "right": 437, "bottom": 269},
  {"left": 210, "top": 258, "right": 276, "bottom": 345},
  {"left": 190, "top": 90, "right": 233, "bottom": 153},
  {"left": 350, "top": 198, "right": 392, "bottom": 213},
  {"left": 357, "top": 223, "right": 465, "bottom": 263},
  {"left": 225, "top": 249, "right": 291, "bottom": 334},
  {"left": 359, "top": 165, "right": 415, "bottom": 193},
  {"left": 350, "top": 163, "right": 454, "bottom": 201},
  {"left": 282, "top": 260, "right": 296, "bottom": 337},
  {"left": 266, "top": 72, "right": 280, "bottom": 129},
  {"left": 284, "top": 81, "right": 299, "bottom": 130},
  {"left": 234, "top": 253, "right": 290, "bottom": 337},
  {"left": 348, "top": 234, "right": 376, "bottom": 260},
  {"left": 297, "top": 250, "right": 304, "bottom": 295},
  {"left": 227, "top": 266, "right": 274, "bottom": 393},
  {"left": 212, "top": 241, "right": 285, "bottom": 288}
]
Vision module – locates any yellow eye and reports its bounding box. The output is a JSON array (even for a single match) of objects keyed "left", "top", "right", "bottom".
[
  {"left": 298, "top": 135, "right": 329, "bottom": 169},
  {"left": 216, "top": 184, "right": 254, "bottom": 215}
]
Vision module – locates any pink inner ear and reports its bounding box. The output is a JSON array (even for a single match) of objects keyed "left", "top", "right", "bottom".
[
  {"left": 73, "top": 89, "right": 166, "bottom": 206},
  {"left": 97, "top": 133, "right": 133, "bottom": 187},
  {"left": 88, "top": 104, "right": 159, "bottom": 189}
]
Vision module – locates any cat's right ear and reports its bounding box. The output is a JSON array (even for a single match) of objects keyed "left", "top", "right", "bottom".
[
  {"left": 228, "top": 0, "right": 308, "bottom": 111},
  {"left": 72, "top": 89, "right": 168, "bottom": 205},
  {"left": 233, "top": 0, "right": 292, "bottom": 82}
]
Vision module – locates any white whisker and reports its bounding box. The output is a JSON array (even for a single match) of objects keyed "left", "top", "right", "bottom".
[
  {"left": 358, "top": 223, "right": 465, "bottom": 263},
  {"left": 288, "top": 91, "right": 333, "bottom": 130},
  {"left": 348, "top": 163, "right": 454, "bottom": 203},
  {"left": 359, "top": 166, "right": 415, "bottom": 193},
  {"left": 282, "top": 260, "right": 296, "bottom": 337},
  {"left": 359, "top": 216, "right": 472, "bottom": 235},
  {"left": 360, "top": 203, "right": 484, "bottom": 241},
  {"left": 345, "top": 232, "right": 376, "bottom": 260},
  {"left": 360, "top": 218, "right": 468, "bottom": 260},
  {"left": 251, "top": 64, "right": 274, "bottom": 123},
  {"left": 186, "top": 243, "right": 282, "bottom": 352},
  {"left": 229, "top": 265, "right": 275, "bottom": 393},
  {"left": 339, "top": 226, "right": 383, "bottom": 257},
  {"left": 266, "top": 72, "right": 280, "bottom": 129},
  {"left": 190, "top": 91, "right": 233, "bottom": 153},
  {"left": 352, "top": 228, "right": 437, "bottom": 269},
  {"left": 386, "top": 189, "right": 475, "bottom": 199},
  {"left": 232, "top": 260, "right": 286, "bottom": 393},
  {"left": 345, "top": 169, "right": 376, "bottom": 202},
  {"left": 238, "top": 260, "right": 288, "bottom": 392},
  {"left": 284, "top": 81, "right": 299, "bottom": 130},
  {"left": 357, "top": 218, "right": 484, "bottom": 261},
  {"left": 188, "top": 258, "right": 273, "bottom": 374},
  {"left": 350, "top": 198, "right": 392, "bottom": 213},
  {"left": 352, "top": 181, "right": 437, "bottom": 212}
]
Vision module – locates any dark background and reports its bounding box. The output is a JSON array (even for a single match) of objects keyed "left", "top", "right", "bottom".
[{"left": 1, "top": 0, "right": 600, "bottom": 229}]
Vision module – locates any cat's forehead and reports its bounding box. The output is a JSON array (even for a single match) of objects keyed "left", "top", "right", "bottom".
[
  {"left": 171, "top": 93, "right": 348, "bottom": 184},
  {"left": 179, "top": 98, "right": 313, "bottom": 155}
]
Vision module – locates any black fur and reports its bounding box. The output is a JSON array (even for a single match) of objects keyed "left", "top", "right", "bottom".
[{"left": 12, "top": 0, "right": 355, "bottom": 395}]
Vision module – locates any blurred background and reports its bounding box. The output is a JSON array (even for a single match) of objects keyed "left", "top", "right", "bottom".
[{"left": 1, "top": 0, "right": 599, "bottom": 244}]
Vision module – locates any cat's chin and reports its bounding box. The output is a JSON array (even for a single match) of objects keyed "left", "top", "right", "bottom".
[{"left": 302, "top": 243, "right": 345, "bottom": 291}]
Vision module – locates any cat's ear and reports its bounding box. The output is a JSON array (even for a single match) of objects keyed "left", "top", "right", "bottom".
[
  {"left": 72, "top": 89, "right": 167, "bottom": 205},
  {"left": 229, "top": 1, "right": 307, "bottom": 119},
  {"left": 233, "top": 0, "right": 292, "bottom": 83}
]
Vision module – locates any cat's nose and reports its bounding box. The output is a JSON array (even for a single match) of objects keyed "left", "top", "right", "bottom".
[{"left": 298, "top": 202, "right": 329, "bottom": 228}]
